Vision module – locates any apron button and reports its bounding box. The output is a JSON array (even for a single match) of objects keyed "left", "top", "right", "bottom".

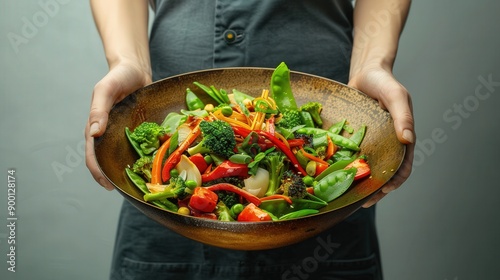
[{"left": 223, "top": 30, "right": 238, "bottom": 44}]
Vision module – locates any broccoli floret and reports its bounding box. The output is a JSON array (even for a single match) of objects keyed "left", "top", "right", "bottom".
[
  {"left": 300, "top": 102, "right": 323, "bottom": 126},
  {"left": 187, "top": 120, "right": 236, "bottom": 158},
  {"left": 278, "top": 170, "right": 307, "bottom": 199},
  {"left": 215, "top": 190, "right": 240, "bottom": 209},
  {"left": 143, "top": 176, "right": 189, "bottom": 201},
  {"left": 294, "top": 132, "right": 314, "bottom": 149},
  {"left": 203, "top": 177, "right": 245, "bottom": 188},
  {"left": 263, "top": 151, "right": 286, "bottom": 196},
  {"left": 129, "top": 122, "right": 167, "bottom": 155},
  {"left": 131, "top": 156, "right": 153, "bottom": 181},
  {"left": 215, "top": 201, "right": 235, "bottom": 222},
  {"left": 276, "top": 109, "right": 303, "bottom": 129}
]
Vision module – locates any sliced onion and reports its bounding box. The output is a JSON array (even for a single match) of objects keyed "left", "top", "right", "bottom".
[
  {"left": 243, "top": 168, "right": 269, "bottom": 198},
  {"left": 175, "top": 155, "right": 202, "bottom": 187}
]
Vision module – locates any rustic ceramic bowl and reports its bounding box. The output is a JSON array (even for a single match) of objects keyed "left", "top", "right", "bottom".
[{"left": 94, "top": 67, "right": 405, "bottom": 250}]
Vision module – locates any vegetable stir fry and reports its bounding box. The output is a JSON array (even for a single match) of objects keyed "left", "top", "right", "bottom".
[{"left": 125, "top": 62, "right": 371, "bottom": 222}]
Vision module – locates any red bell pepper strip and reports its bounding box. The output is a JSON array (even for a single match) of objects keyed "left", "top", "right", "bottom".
[
  {"left": 257, "top": 131, "right": 307, "bottom": 175},
  {"left": 189, "top": 153, "right": 208, "bottom": 174},
  {"left": 188, "top": 187, "right": 218, "bottom": 213},
  {"left": 201, "top": 160, "right": 249, "bottom": 183},
  {"left": 204, "top": 183, "right": 261, "bottom": 206},
  {"left": 232, "top": 126, "right": 307, "bottom": 175},
  {"left": 237, "top": 203, "right": 272, "bottom": 222},
  {"left": 287, "top": 139, "right": 305, "bottom": 148},
  {"left": 161, "top": 120, "right": 202, "bottom": 182},
  {"left": 259, "top": 194, "right": 293, "bottom": 205},
  {"left": 345, "top": 158, "right": 371, "bottom": 180}
]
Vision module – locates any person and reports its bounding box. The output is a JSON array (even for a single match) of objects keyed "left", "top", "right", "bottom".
[{"left": 85, "top": 0, "right": 415, "bottom": 279}]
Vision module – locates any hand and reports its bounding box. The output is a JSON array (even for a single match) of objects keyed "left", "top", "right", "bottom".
[
  {"left": 85, "top": 62, "right": 152, "bottom": 190},
  {"left": 348, "top": 66, "right": 415, "bottom": 207}
]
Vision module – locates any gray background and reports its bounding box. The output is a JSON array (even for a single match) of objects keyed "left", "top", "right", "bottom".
[{"left": 1, "top": 1, "right": 499, "bottom": 279}]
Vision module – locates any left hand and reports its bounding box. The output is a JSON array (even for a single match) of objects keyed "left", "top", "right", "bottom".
[{"left": 348, "top": 65, "right": 415, "bottom": 208}]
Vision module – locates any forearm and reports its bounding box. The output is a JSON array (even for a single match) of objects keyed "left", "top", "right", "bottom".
[
  {"left": 350, "top": 0, "right": 411, "bottom": 74},
  {"left": 90, "top": 0, "right": 151, "bottom": 72}
]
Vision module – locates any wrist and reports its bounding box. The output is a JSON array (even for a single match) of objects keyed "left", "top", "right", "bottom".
[{"left": 350, "top": 42, "right": 397, "bottom": 78}]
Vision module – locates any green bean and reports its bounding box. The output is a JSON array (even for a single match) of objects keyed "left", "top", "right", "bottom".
[{"left": 228, "top": 153, "right": 253, "bottom": 164}]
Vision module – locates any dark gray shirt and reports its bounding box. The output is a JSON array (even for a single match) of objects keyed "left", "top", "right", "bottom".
[{"left": 149, "top": 0, "right": 353, "bottom": 82}]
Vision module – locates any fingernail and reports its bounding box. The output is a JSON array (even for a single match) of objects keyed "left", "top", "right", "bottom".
[
  {"left": 90, "top": 122, "right": 100, "bottom": 137},
  {"left": 402, "top": 129, "right": 414, "bottom": 144}
]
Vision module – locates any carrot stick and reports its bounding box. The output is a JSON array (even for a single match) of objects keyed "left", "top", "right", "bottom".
[
  {"left": 300, "top": 147, "right": 329, "bottom": 166},
  {"left": 151, "top": 137, "right": 171, "bottom": 184},
  {"left": 260, "top": 194, "right": 293, "bottom": 205}
]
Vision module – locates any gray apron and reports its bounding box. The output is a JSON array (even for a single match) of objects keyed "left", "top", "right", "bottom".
[{"left": 111, "top": 1, "right": 383, "bottom": 279}]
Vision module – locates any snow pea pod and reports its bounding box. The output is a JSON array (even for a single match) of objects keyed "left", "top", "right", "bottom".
[
  {"left": 314, "top": 168, "right": 357, "bottom": 202},
  {"left": 185, "top": 88, "right": 205, "bottom": 111},
  {"left": 336, "top": 125, "right": 367, "bottom": 157},
  {"left": 125, "top": 168, "right": 178, "bottom": 212},
  {"left": 278, "top": 209, "right": 319, "bottom": 220},
  {"left": 259, "top": 194, "right": 327, "bottom": 218},
  {"left": 160, "top": 112, "right": 187, "bottom": 134},
  {"left": 299, "top": 111, "right": 315, "bottom": 128},
  {"left": 315, "top": 155, "right": 356, "bottom": 181},
  {"left": 193, "top": 81, "right": 224, "bottom": 104},
  {"left": 270, "top": 62, "right": 298, "bottom": 110},
  {"left": 296, "top": 127, "right": 360, "bottom": 151},
  {"left": 328, "top": 119, "right": 346, "bottom": 134},
  {"left": 125, "top": 127, "right": 146, "bottom": 157}
]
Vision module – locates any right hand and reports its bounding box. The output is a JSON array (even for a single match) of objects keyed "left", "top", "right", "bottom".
[{"left": 85, "top": 62, "right": 152, "bottom": 190}]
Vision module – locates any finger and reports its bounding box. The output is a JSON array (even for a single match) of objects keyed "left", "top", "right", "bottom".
[
  {"left": 85, "top": 123, "right": 115, "bottom": 191},
  {"left": 379, "top": 84, "right": 415, "bottom": 145},
  {"left": 87, "top": 80, "right": 118, "bottom": 137}
]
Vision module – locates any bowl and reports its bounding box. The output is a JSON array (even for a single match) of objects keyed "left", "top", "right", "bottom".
[{"left": 94, "top": 67, "right": 405, "bottom": 250}]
